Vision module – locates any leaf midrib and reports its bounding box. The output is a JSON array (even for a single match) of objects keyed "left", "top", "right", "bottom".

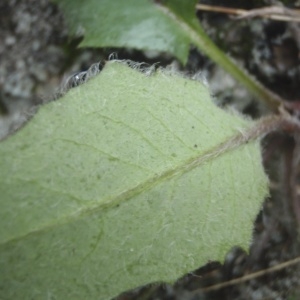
[{"left": 1, "top": 127, "right": 253, "bottom": 247}]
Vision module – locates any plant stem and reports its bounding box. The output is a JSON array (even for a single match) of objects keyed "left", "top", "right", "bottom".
[
  {"left": 157, "top": 3, "right": 285, "bottom": 110},
  {"left": 191, "top": 27, "right": 284, "bottom": 110}
]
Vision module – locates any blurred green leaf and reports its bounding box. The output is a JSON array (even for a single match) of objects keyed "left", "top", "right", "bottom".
[
  {"left": 54, "top": 0, "right": 283, "bottom": 108},
  {"left": 53, "top": 0, "right": 196, "bottom": 63}
]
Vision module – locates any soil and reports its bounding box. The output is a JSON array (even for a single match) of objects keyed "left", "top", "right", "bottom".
[{"left": 1, "top": 0, "right": 300, "bottom": 299}]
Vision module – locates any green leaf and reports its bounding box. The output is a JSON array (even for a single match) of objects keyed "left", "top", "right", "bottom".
[
  {"left": 0, "top": 61, "right": 268, "bottom": 300},
  {"left": 53, "top": 0, "right": 193, "bottom": 63},
  {"left": 54, "top": 0, "right": 283, "bottom": 108}
]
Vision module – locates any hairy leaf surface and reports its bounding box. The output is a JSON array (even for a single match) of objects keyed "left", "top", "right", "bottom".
[{"left": 0, "top": 61, "right": 268, "bottom": 300}]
